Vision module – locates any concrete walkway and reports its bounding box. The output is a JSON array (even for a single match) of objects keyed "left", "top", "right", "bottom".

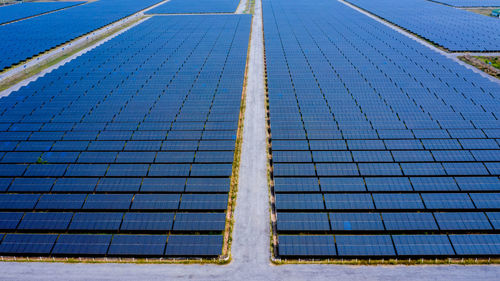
[{"left": 235, "top": 0, "right": 249, "bottom": 14}]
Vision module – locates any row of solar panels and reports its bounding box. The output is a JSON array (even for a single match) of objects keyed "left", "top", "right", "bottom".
[
  {"left": 0, "top": 177, "right": 229, "bottom": 193},
  {"left": 0, "top": 193, "right": 228, "bottom": 211},
  {"left": 0, "top": 140, "right": 235, "bottom": 152},
  {"left": 271, "top": 139, "right": 500, "bottom": 150},
  {"left": 0, "top": 211, "right": 225, "bottom": 232},
  {"left": 273, "top": 162, "right": 500, "bottom": 176},
  {"left": 147, "top": 0, "right": 241, "bottom": 14},
  {"left": 278, "top": 234, "right": 500, "bottom": 257},
  {"left": 0, "top": 233, "right": 222, "bottom": 257},
  {"left": 0, "top": 151, "right": 234, "bottom": 164},
  {"left": 275, "top": 192, "right": 499, "bottom": 210},
  {"left": 269, "top": 129, "right": 500, "bottom": 140},
  {"left": 277, "top": 211, "right": 500, "bottom": 232},
  {"left": 345, "top": 0, "right": 500, "bottom": 51},
  {"left": 273, "top": 150, "right": 500, "bottom": 163},
  {"left": 0, "top": 132, "right": 237, "bottom": 142},
  {"left": 274, "top": 176, "right": 500, "bottom": 192},
  {"left": 0, "top": 163, "right": 233, "bottom": 177},
  {"left": 0, "top": 122, "right": 238, "bottom": 132}
]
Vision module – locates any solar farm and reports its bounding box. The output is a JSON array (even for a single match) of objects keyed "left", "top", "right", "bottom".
[{"left": 0, "top": 0, "right": 500, "bottom": 275}]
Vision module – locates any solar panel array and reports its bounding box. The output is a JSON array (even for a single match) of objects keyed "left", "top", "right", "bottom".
[
  {"left": 264, "top": 0, "right": 500, "bottom": 258},
  {"left": 147, "top": 0, "right": 241, "bottom": 14},
  {"left": 0, "top": 14, "right": 250, "bottom": 257},
  {"left": 0, "top": 0, "right": 164, "bottom": 71},
  {"left": 0, "top": 1, "right": 84, "bottom": 24},
  {"left": 346, "top": 0, "right": 500, "bottom": 51},
  {"left": 429, "top": 0, "right": 500, "bottom": 7}
]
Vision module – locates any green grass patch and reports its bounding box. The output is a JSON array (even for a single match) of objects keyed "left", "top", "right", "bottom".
[{"left": 475, "top": 56, "right": 500, "bottom": 70}]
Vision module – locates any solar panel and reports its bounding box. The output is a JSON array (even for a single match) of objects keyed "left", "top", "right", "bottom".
[
  {"left": 165, "top": 235, "right": 223, "bottom": 256},
  {"left": 52, "top": 234, "right": 112, "bottom": 256},
  {"left": 393, "top": 235, "right": 455, "bottom": 256},
  {"left": 120, "top": 213, "right": 174, "bottom": 231},
  {"left": 0, "top": 212, "right": 23, "bottom": 230},
  {"left": 336, "top": 235, "right": 395, "bottom": 257},
  {"left": 69, "top": 212, "right": 123, "bottom": 231},
  {"left": 382, "top": 213, "right": 438, "bottom": 231},
  {"left": 330, "top": 213, "right": 384, "bottom": 231},
  {"left": 0, "top": 233, "right": 57, "bottom": 254},
  {"left": 173, "top": 213, "right": 226, "bottom": 231},
  {"left": 449, "top": 234, "right": 500, "bottom": 255},
  {"left": 278, "top": 235, "right": 336, "bottom": 257},
  {"left": 434, "top": 212, "right": 492, "bottom": 230},
  {"left": 108, "top": 235, "right": 167, "bottom": 256},
  {"left": 18, "top": 212, "right": 72, "bottom": 230}
]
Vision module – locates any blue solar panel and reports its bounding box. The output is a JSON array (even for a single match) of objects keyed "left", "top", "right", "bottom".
[
  {"left": 179, "top": 194, "right": 228, "bottom": 210},
  {"left": 0, "top": 233, "right": 57, "bottom": 254},
  {"left": 0, "top": 212, "right": 23, "bottom": 230},
  {"left": 108, "top": 235, "right": 167, "bottom": 256},
  {"left": 277, "top": 213, "right": 330, "bottom": 231},
  {"left": 35, "top": 194, "right": 86, "bottom": 210},
  {"left": 470, "top": 193, "right": 500, "bottom": 209},
  {"left": 421, "top": 193, "right": 475, "bottom": 209},
  {"left": 83, "top": 194, "right": 132, "bottom": 210},
  {"left": 365, "top": 177, "right": 413, "bottom": 192},
  {"left": 8, "top": 177, "right": 54, "bottom": 192},
  {"left": 18, "top": 212, "right": 72, "bottom": 230},
  {"left": 173, "top": 213, "right": 226, "bottom": 231},
  {"left": 393, "top": 235, "right": 455, "bottom": 256},
  {"left": 278, "top": 235, "right": 336, "bottom": 257},
  {"left": 131, "top": 194, "right": 179, "bottom": 210},
  {"left": 336, "top": 235, "right": 395, "bottom": 256},
  {"left": 120, "top": 213, "right": 174, "bottom": 231},
  {"left": 330, "top": 213, "right": 384, "bottom": 231},
  {"left": 383, "top": 212, "right": 438, "bottom": 231},
  {"left": 434, "top": 212, "right": 492, "bottom": 230},
  {"left": 52, "top": 234, "right": 111, "bottom": 256},
  {"left": 69, "top": 212, "right": 123, "bottom": 231},
  {"left": 325, "top": 194, "right": 374, "bottom": 210},
  {"left": 449, "top": 234, "right": 500, "bottom": 255},
  {"left": 140, "top": 178, "right": 186, "bottom": 193},
  {"left": 165, "top": 235, "right": 223, "bottom": 256},
  {"left": 274, "top": 177, "right": 320, "bottom": 192},
  {"left": 275, "top": 194, "right": 324, "bottom": 210},
  {"left": 373, "top": 194, "right": 424, "bottom": 210},
  {"left": 320, "top": 177, "right": 365, "bottom": 192}
]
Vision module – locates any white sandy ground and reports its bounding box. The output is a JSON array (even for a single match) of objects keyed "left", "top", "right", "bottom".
[
  {"left": 235, "top": 0, "right": 248, "bottom": 14},
  {"left": 0, "top": 0, "right": 500, "bottom": 280}
]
